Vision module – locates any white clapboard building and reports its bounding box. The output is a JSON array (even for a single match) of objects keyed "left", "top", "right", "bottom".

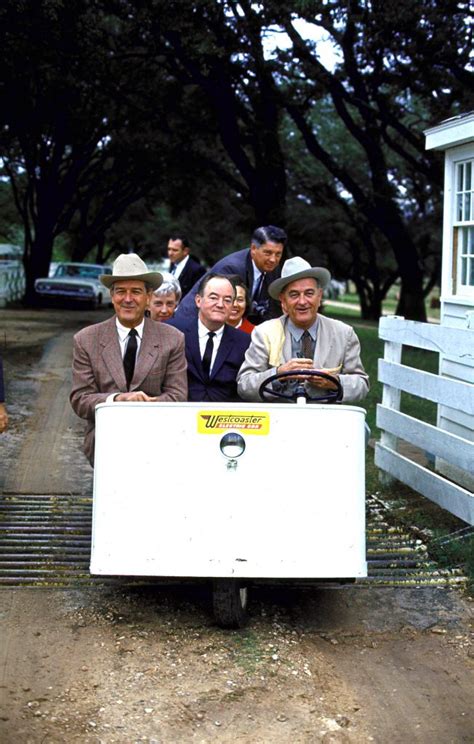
[{"left": 375, "top": 113, "right": 474, "bottom": 524}]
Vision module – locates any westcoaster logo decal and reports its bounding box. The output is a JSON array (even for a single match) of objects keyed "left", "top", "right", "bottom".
[{"left": 198, "top": 411, "right": 270, "bottom": 435}]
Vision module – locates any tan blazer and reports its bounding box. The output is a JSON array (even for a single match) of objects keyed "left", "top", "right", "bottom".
[
  {"left": 237, "top": 314, "right": 369, "bottom": 403},
  {"left": 70, "top": 316, "right": 187, "bottom": 463}
]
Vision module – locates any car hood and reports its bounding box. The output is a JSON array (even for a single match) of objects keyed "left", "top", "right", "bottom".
[{"left": 35, "top": 277, "right": 100, "bottom": 287}]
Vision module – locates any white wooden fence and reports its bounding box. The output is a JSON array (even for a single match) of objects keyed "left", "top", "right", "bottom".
[
  {"left": 375, "top": 316, "right": 474, "bottom": 525},
  {"left": 0, "top": 261, "right": 25, "bottom": 307}
]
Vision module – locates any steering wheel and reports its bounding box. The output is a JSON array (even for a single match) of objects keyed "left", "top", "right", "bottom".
[{"left": 259, "top": 369, "right": 343, "bottom": 403}]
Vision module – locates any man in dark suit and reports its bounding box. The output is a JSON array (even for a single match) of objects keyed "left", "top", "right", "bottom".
[
  {"left": 70, "top": 254, "right": 188, "bottom": 464},
  {"left": 174, "top": 225, "right": 287, "bottom": 325},
  {"left": 168, "top": 273, "right": 251, "bottom": 402},
  {"left": 167, "top": 234, "right": 206, "bottom": 299}
]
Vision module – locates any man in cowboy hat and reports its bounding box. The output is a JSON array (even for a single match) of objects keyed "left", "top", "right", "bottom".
[
  {"left": 237, "top": 257, "right": 369, "bottom": 402},
  {"left": 70, "top": 253, "right": 188, "bottom": 465}
]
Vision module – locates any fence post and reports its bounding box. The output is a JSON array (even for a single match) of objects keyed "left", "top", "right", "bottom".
[{"left": 378, "top": 316, "right": 403, "bottom": 486}]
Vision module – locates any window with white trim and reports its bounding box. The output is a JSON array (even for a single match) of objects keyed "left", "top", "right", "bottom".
[{"left": 454, "top": 159, "right": 474, "bottom": 296}]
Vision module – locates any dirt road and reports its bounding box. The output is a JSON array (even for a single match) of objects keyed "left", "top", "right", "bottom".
[{"left": 0, "top": 308, "right": 473, "bottom": 743}]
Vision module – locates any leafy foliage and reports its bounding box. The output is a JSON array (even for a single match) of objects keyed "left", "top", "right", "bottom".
[{"left": 0, "top": 0, "right": 472, "bottom": 314}]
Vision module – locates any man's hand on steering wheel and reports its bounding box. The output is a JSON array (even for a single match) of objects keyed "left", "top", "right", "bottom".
[
  {"left": 306, "top": 364, "right": 342, "bottom": 390},
  {"left": 276, "top": 357, "right": 313, "bottom": 380},
  {"left": 259, "top": 368, "right": 343, "bottom": 403},
  {"left": 277, "top": 359, "right": 341, "bottom": 390}
]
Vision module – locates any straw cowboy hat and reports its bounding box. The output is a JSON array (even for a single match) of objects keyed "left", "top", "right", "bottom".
[
  {"left": 268, "top": 256, "right": 331, "bottom": 299},
  {"left": 100, "top": 254, "right": 163, "bottom": 290}
]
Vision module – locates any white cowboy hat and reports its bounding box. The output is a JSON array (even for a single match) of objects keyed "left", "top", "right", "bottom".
[
  {"left": 268, "top": 256, "right": 331, "bottom": 299},
  {"left": 100, "top": 253, "right": 163, "bottom": 290}
]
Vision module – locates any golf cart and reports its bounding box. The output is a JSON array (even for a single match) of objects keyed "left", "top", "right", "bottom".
[{"left": 91, "top": 371, "right": 367, "bottom": 628}]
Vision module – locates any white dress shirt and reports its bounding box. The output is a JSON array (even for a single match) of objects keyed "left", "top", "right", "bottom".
[
  {"left": 116, "top": 317, "right": 145, "bottom": 357},
  {"left": 106, "top": 318, "right": 145, "bottom": 401},
  {"left": 170, "top": 254, "right": 190, "bottom": 280},
  {"left": 198, "top": 319, "right": 225, "bottom": 374},
  {"left": 251, "top": 259, "right": 263, "bottom": 297}
]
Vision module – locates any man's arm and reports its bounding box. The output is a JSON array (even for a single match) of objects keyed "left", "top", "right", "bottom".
[
  {"left": 70, "top": 334, "right": 111, "bottom": 421},
  {"left": 237, "top": 326, "right": 277, "bottom": 401},
  {"left": 153, "top": 331, "right": 188, "bottom": 402},
  {"left": 337, "top": 327, "right": 369, "bottom": 402}
]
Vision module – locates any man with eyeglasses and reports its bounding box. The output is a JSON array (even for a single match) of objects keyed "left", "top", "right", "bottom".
[
  {"left": 70, "top": 253, "right": 188, "bottom": 465},
  {"left": 168, "top": 273, "right": 251, "bottom": 401}
]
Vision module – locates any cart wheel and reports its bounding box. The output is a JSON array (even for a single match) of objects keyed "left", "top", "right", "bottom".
[{"left": 212, "top": 579, "right": 249, "bottom": 629}]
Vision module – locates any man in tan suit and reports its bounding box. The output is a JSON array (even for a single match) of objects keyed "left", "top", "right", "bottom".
[
  {"left": 237, "top": 257, "right": 369, "bottom": 402},
  {"left": 70, "top": 254, "right": 187, "bottom": 465}
]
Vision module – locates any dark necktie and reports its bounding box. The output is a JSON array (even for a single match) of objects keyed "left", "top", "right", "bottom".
[
  {"left": 202, "top": 331, "right": 216, "bottom": 378},
  {"left": 123, "top": 328, "right": 138, "bottom": 390},
  {"left": 301, "top": 330, "right": 314, "bottom": 359},
  {"left": 169, "top": 263, "right": 176, "bottom": 274},
  {"left": 253, "top": 272, "right": 265, "bottom": 302}
]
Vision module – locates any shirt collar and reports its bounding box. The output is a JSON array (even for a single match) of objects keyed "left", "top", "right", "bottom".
[
  {"left": 198, "top": 318, "right": 225, "bottom": 340},
  {"left": 116, "top": 317, "right": 145, "bottom": 342},
  {"left": 251, "top": 258, "right": 263, "bottom": 280},
  {"left": 288, "top": 317, "right": 319, "bottom": 341},
  {"left": 174, "top": 254, "right": 189, "bottom": 268}
]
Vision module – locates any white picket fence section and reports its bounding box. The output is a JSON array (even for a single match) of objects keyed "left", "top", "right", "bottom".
[
  {"left": 375, "top": 316, "right": 474, "bottom": 525},
  {"left": 0, "top": 261, "right": 25, "bottom": 307}
]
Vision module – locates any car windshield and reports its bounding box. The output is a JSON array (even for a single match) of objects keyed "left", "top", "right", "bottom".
[{"left": 54, "top": 265, "right": 110, "bottom": 278}]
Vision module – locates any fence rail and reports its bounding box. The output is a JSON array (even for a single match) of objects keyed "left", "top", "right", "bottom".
[{"left": 375, "top": 316, "right": 474, "bottom": 525}]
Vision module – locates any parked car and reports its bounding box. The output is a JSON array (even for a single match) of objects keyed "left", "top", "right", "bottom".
[
  {"left": 34, "top": 262, "right": 112, "bottom": 308},
  {"left": 324, "top": 279, "right": 346, "bottom": 300}
]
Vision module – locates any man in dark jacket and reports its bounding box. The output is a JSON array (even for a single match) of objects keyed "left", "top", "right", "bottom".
[
  {"left": 169, "top": 273, "right": 251, "bottom": 402},
  {"left": 167, "top": 234, "right": 206, "bottom": 299},
  {"left": 174, "top": 225, "right": 287, "bottom": 325}
]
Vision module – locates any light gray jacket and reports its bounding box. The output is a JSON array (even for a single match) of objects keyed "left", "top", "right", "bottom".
[{"left": 237, "top": 314, "right": 369, "bottom": 402}]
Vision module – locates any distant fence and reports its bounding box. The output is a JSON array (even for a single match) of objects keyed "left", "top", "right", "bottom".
[
  {"left": 375, "top": 316, "right": 474, "bottom": 525},
  {"left": 0, "top": 261, "right": 25, "bottom": 307}
]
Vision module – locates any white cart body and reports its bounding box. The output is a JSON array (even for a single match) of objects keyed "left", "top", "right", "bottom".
[{"left": 91, "top": 402, "right": 367, "bottom": 580}]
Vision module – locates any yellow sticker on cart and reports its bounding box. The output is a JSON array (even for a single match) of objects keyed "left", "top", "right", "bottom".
[{"left": 197, "top": 411, "right": 270, "bottom": 435}]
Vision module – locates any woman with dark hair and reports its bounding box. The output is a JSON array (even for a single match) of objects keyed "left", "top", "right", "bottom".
[{"left": 227, "top": 275, "right": 255, "bottom": 334}]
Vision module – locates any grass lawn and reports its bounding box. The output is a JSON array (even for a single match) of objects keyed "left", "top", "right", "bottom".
[
  {"left": 323, "top": 305, "right": 473, "bottom": 592},
  {"left": 335, "top": 290, "right": 441, "bottom": 321}
]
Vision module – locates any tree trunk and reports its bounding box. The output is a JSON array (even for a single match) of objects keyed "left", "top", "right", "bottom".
[
  {"left": 250, "top": 172, "right": 287, "bottom": 226},
  {"left": 95, "top": 235, "right": 106, "bottom": 265},
  {"left": 23, "top": 233, "right": 54, "bottom": 306},
  {"left": 367, "top": 201, "right": 427, "bottom": 322},
  {"left": 396, "top": 278, "right": 427, "bottom": 320}
]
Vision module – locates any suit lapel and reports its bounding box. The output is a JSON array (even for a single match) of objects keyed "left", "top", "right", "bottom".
[
  {"left": 100, "top": 318, "right": 127, "bottom": 390},
  {"left": 188, "top": 322, "right": 205, "bottom": 381},
  {"left": 179, "top": 262, "right": 190, "bottom": 284},
  {"left": 245, "top": 252, "right": 254, "bottom": 292},
  {"left": 131, "top": 318, "right": 160, "bottom": 389},
  {"left": 313, "top": 316, "right": 331, "bottom": 368},
  {"left": 210, "top": 326, "right": 232, "bottom": 379}
]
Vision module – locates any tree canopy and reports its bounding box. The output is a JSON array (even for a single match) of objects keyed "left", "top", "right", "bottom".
[{"left": 0, "top": 0, "right": 472, "bottom": 316}]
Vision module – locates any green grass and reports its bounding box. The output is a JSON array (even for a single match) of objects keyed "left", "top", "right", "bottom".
[
  {"left": 331, "top": 290, "right": 441, "bottom": 321},
  {"left": 325, "top": 315, "right": 438, "bottom": 435},
  {"left": 324, "top": 306, "right": 473, "bottom": 593}
]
